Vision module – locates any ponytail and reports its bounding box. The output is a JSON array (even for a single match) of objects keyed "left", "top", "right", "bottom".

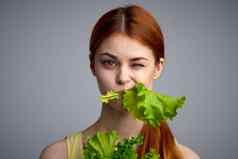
[{"left": 137, "top": 121, "right": 183, "bottom": 159}]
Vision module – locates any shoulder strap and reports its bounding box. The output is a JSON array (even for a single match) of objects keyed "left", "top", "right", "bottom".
[{"left": 65, "top": 132, "right": 84, "bottom": 159}]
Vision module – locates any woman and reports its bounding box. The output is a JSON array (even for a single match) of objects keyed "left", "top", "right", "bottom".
[{"left": 39, "top": 4, "right": 200, "bottom": 159}]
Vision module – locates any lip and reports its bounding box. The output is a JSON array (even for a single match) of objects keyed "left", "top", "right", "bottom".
[{"left": 115, "top": 85, "right": 135, "bottom": 93}]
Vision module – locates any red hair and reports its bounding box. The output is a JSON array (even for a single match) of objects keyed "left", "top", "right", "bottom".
[{"left": 89, "top": 4, "right": 182, "bottom": 159}]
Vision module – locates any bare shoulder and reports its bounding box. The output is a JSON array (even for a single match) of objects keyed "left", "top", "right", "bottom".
[
  {"left": 39, "top": 139, "right": 67, "bottom": 159},
  {"left": 177, "top": 143, "right": 200, "bottom": 159}
]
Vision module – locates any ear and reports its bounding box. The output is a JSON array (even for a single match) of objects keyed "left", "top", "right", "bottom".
[
  {"left": 153, "top": 58, "right": 165, "bottom": 79},
  {"left": 90, "top": 62, "right": 96, "bottom": 76}
]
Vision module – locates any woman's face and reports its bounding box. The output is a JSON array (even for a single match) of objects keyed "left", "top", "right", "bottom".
[{"left": 91, "top": 33, "right": 163, "bottom": 110}]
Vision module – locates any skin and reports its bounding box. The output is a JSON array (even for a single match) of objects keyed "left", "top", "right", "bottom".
[{"left": 39, "top": 33, "right": 200, "bottom": 159}]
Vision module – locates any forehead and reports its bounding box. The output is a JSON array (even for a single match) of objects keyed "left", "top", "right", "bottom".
[{"left": 96, "top": 33, "right": 154, "bottom": 60}]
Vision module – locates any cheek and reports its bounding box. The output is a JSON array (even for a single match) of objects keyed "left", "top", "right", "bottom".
[
  {"left": 133, "top": 69, "right": 154, "bottom": 86},
  {"left": 134, "top": 69, "right": 154, "bottom": 79},
  {"left": 95, "top": 68, "right": 116, "bottom": 94}
]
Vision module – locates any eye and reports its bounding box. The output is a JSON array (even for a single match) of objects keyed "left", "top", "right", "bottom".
[
  {"left": 101, "top": 59, "right": 117, "bottom": 68},
  {"left": 132, "top": 64, "right": 145, "bottom": 68}
]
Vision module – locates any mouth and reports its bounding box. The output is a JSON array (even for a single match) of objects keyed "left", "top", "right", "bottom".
[
  {"left": 115, "top": 79, "right": 140, "bottom": 92},
  {"left": 115, "top": 86, "right": 134, "bottom": 93}
]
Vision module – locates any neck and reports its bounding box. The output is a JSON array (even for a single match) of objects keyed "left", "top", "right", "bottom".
[{"left": 95, "top": 104, "right": 144, "bottom": 139}]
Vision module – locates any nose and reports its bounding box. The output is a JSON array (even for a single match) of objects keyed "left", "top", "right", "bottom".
[{"left": 116, "top": 65, "right": 133, "bottom": 85}]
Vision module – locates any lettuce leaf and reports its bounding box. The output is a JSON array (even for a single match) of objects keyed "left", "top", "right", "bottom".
[
  {"left": 111, "top": 134, "right": 143, "bottom": 159},
  {"left": 83, "top": 131, "right": 160, "bottom": 159},
  {"left": 142, "top": 149, "right": 160, "bottom": 159},
  {"left": 100, "top": 90, "right": 120, "bottom": 104},
  {"left": 100, "top": 82, "right": 186, "bottom": 127},
  {"left": 83, "top": 130, "right": 118, "bottom": 159}
]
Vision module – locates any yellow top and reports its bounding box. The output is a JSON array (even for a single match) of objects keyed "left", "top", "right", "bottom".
[{"left": 65, "top": 132, "right": 84, "bottom": 159}]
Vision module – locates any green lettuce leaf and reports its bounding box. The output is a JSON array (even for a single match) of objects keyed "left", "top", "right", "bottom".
[
  {"left": 111, "top": 134, "right": 143, "bottom": 159},
  {"left": 142, "top": 149, "right": 160, "bottom": 159},
  {"left": 100, "top": 82, "right": 186, "bottom": 127},
  {"left": 83, "top": 131, "right": 160, "bottom": 159},
  {"left": 100, "top": 90, "right": 120, "bottom": 104},
  {"left": 83, "top": 130, "right": 118, "bottom": 159}
]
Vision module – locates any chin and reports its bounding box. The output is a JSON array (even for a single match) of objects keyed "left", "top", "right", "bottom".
[
  {"left": 110, "top": 99, "right": 129, "bottom": 113},
  {"left": 114, "top": 106, "right": 128, "bottom": 113}
]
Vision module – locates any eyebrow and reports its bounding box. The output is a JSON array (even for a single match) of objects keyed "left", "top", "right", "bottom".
[{"left": 98, "top": 52, "right": 149, "bottom": 61}]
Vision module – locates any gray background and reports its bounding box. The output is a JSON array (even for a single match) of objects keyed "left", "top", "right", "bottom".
[{"left": 0, "top": 0, "right": 237, "bottom": 158}]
